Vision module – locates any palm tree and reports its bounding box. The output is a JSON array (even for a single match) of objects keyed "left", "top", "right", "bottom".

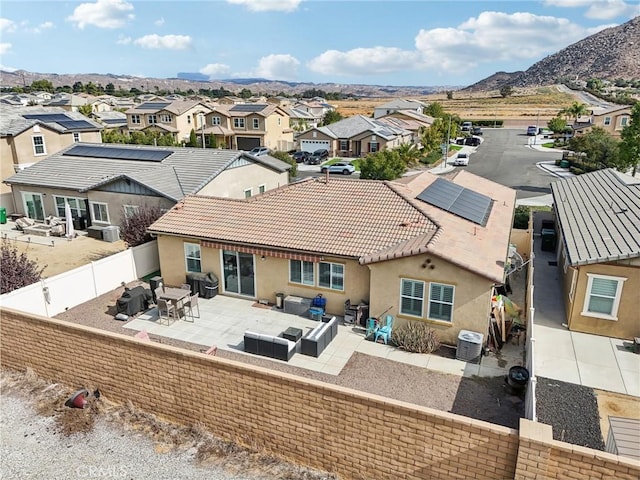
[{"left": 562, "top": 102, "right": 589, "bottom": 124}]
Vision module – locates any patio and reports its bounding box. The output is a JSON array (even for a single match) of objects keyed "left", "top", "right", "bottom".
[{"left": 124, "top": 294, "right": 524, "bottom": 377}]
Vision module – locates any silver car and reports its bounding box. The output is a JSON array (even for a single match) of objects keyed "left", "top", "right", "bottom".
[{"left": 320, "top": 162, "right": 356, "bottom": 175}]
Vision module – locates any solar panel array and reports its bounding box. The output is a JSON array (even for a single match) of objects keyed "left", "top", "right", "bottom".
[
  {"left": 23, "top": 114, "right": 95, "bottom": 130},
  {"left": 137, "top": 102, "right": 171, "bottom": 109},
  {"left": 63, "top": 145, "right": 172, "bottom": 162},
  {"left": 57, "top": 120, "right": 95, "bottom": 129},
  {"left": 103, "top": 118, "right": 126, "bottom": 124},
  {"left": 230, "top": 104, "right": 266, "bottom": 112},
  {"left": 416, "top": 177, "right": 493, "bottom": 226}
]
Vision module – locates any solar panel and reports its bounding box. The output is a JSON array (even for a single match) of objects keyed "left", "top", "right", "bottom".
[
  {"left": 63, "top": 145, "right": 172, "bottom": 162},
  {"left": 137, "top": 102, "right": 171, "bottom": 109},
  {"left": 57, "top": 120, "right": 95, "bottom": 130},
  {"left": 103, "top": 118, "right": 126, "bottom": 124},
  {"left": 230, "top": 104, "right": 267, "bottom": 112},
  {"left": 23, "top": 113, "right": 70, "bottom": 122},
  {"left": 416, "top": 177, "right": 493, "bottom": 226}
]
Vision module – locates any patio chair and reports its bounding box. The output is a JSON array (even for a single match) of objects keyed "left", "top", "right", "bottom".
[
  {"left": 180, "top": 283, "right": 191, "bottom": 291},
  {"left": 365, "top": 317, "right": 378, "bottom": 338},
  {"left": 374, "top": 315, "right": 394, "bottom": 344},
  {"left": 183, "top": 292, "right": 199, "bottom": 322},
  {"left": 157, "top": 298, "right": 178, "bottom": 325}
]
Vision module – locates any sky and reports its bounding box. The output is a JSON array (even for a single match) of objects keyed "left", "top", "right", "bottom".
[{"left": 0, "top": 0, "right": 638, "bottom": 87}]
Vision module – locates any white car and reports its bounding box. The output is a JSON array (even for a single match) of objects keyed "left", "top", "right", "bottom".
[
  {"left": 249, "top": 146, "right": 270, "bottom": 156},
  {"left": 320, "top": 162, "right": 356, "bottom": 175},
  {"left": 453, "top": 152, "right": 469, "bottom": 166}
]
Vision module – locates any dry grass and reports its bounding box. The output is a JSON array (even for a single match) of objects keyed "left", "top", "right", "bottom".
[{"left": 1, "top": 368, "right": 336, "bottom": 479}]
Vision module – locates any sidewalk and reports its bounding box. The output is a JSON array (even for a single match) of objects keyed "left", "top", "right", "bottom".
[{"left": 537, "top": 160, "right": 575, "bottom": 179}]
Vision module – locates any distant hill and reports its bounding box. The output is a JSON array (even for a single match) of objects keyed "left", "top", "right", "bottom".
[{"left": 466, "top": 16, "right": 640, "bottom": 92}]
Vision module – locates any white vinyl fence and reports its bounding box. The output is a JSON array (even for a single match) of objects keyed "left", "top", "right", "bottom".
[
  {"left": 0, "top": 241, "right": 158, "bottom": 318},
  {"left": 524, "top": 219, "right": 537, "bottom": 422}
]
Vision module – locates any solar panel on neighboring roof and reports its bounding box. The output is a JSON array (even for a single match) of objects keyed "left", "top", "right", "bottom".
[
  {"left": 57, "top": 120, "right": 95, "bottom": 130},
  {"left": 23, "top": 113, "right": 70, "bottom": 122},
  {"left": 63, "top": 144, "right": 172, "bottom": 162},
  {"left": 137, "top": 102, "right": 171, "bottom": 109},
  {"left": 230, "top": 104, "right": 266, "bottom": 112},
  {"left": 103, "top": 118, "right": 126, "bottom": 124},
  {"left": 417, "top": 177, "right": 493, "bottom": 226}
]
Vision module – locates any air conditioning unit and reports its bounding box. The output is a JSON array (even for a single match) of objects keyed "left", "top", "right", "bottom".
[{"left": 456, "top": 330, "right": 484, "bottom": 363}]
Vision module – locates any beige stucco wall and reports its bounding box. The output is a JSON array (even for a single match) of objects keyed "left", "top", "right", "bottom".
[
  {"left": 593, "top": 108, "right": 631, "bottom": 137},
  {"left": 566, "top": 261, "right": 640, "bottom": 339},
  {"left": 197, "top": 163, "right": 288, "bottom": 198},
  {"left": 264, "top": 112, "right": 293, "bottom": 151},
  {"left": 367, "top": 254, "right": 494, "bottom": 345}
]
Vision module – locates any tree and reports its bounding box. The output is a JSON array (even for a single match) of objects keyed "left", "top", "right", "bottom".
[
  {"left": 239, "top": 88, "right": 252, "bottom": 99},
  {"left": 1, "top": 241, "right": 46, "bottom": 294},
  {"left": 499, "top": 85, "right": 513, "bottom": 98},
  {"left": 78, "top": 104, "right": 92, "bottom": 116},
  {"left": 561, "top": 101, "right": 588, "bottom": 123},
  {"left": 105, "top": 82, "right": 115, "bottom": 95},
  {"left": 321, "top": 110, "right": 343, "bottom": 126},
  {"left": 119, "top": 205, "right": 164, "bottom": 247},
  {"left": 269, "top": 150, "right": 297, "bottom": 180},
  {"left": 425, "top": 102, "right": 445, "bottom": 118},
  {"left": 619, "top": 102, "right": 640, "bottom": 176},
  {"left": 30, "top": 79, "right": 54, "bottom": 92},
  {"left": 72, "top": 81, "right": 84, "bottom": 93},
  {"left": 586, "top": 78, "right": 603, "bottom": 91},
  {"left": 359, "top": 149, "right": 407, "bottom": 180},
  {"left": 188, "top": 129, "right": 197, "bottom": 147},
  {"left": 446, "top": 90, "right": 454, "bottom": 100},
  {"left": 568, "top": 127, "right": 620, "bottom": 170},
  {"left": 547, "top": 116, "right": 567, "bottom": 134}
]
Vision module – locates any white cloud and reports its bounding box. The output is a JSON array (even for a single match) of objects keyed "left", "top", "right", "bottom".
[
  {"left": 544, "top": 0, "right": 638, "bottom": 20},
  {"left": 67, "top": 0, "right": 134, "bottom": 30},
  {"left": 0, "top": 18, "right": 16, "bottom": 33},
  {"left": 133, "top": 34, "right": 192, "bottom": 50},
  {"left": 200, "top": 63, "right": 231, "bottom": 78},
  {"left": 0, "top": 63, "right": 17, "bottom": 72},
  {"left": 31, "top": 21, "right": 54, "bottom": 34},
  {"left": 116, "top": 35, "right": 132, "bottom": 45},
  {"left": 0, "top": 43, "right": 11, "bottom": 55},
  {"left": 253, "top": 54, "right": 300, "bottom": 80},
  {"left": 154, "top": 17, "right": 165, "bottom": 27},
  {"left": 308, "top": 47, "right": 419, "bottom": 77},
  {"left": 226, "top": 0, "right": 301, "bottom": 13}
]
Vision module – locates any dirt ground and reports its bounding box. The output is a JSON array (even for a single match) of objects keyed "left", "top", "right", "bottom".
[{"left": 596, "top": 390, "right": 640, "bottom": 443}]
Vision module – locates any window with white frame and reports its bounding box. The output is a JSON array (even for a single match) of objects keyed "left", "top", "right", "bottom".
[
  {"left": 428, "top": 283, "right": 455, "bottom": 322},
  {"left": 318, "top": 261, "right": 344, "bottom": 291},
  {"left": 244, "top": 188, "right": 252, "bottom": 198},
  {"left": 252, "top": 118, "right": 259, "bottom": 129},
  {"left": 131, "top": 114, "right": 141, "bottom": 124},
  {"left": 54, "top": 196, "right": 86, "bottom": 218},
  {"left": 90, "top": 202, "right": 109, "bottom": 223},
  {"left": 603, "top": 116, "right": 611, "bottom": 126},
  {"left": 184, "top": 243, "right": 202, "bottom": 273},
  {"left": 289, "top": 260, "right": 314, "bottom": 286},
  {"left": 123, "top": 205, "right": 139, "bottom": 218},
  {"left": 32, "top": 136, "right": 46, "bottom": 155},
  {"left": 582, "top": 273, "right": 626, "bottom": 320},
  {"left": 73, "top": 132, "right": 81, "bottom": 143},
  {"left": 148, "top": 115, "right": 157, "bottom": 124},
  {"left": 258, "top": 184, "right": 266, "bottom": 194},
  {"left": 400, "top": 279, "right": 424, "bottom": 317},
  {"left": 212, "top": 116, "right": 221, "bottom": 125},
  {"left": 340, "top": 140, "right": 348, "bottom": 151},
  {"left": 160, "top": 114, "right": 172, "bottom": 123},
  {"left": 621, "top": 117, "right": 628, "bottom": 127},
  {"left": 234, "top": 118, "right": 245, "bottom": 128},
  {"left": 369, "top": 141, "right": 379, "bottom": 153}
]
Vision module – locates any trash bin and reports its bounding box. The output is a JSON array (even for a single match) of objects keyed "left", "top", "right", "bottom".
[
  {"left": 0, "top": 207, "right": 6, "bottom": 224},
  {"left": 559, "top": 160, "right": 570, "bottom": 168},
  {"left": 102, "top": 225, "right": 120, "bottom": 242},
  {"left": 541, "top": 228, "right": 557, "bottom": 252},
  {"left": 276, "top": 293, "right": 285, "bottom": 309},
  {"left": 149, "top": 276, "right": 164, "bottom": 303}
]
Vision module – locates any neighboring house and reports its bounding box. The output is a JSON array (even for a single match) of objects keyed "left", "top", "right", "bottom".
[
  {"left": 293, "top": 100, "right": 335, "bottom": 122},
  {"left": 218, "top": 96, "right": 245, "bottom": 105},
  {"left": 4, "top": 143, "right": 290, "bottom": 226},
  {"left": 92, "top": 111, "right": 128, "bottom": 132},
  {"left": 148, "top": 170, "right": 515, "bottom": 345},
  {"left": 286, "top": 106, "right": 323, "bottom": 131},
  {"left": 377, "top": 111, "right": 435, "bottom": 145},
  {"left": 572, "top": 105, "right": 632, "bottom": 137},
  {"left": 45, "top": 93, "right": 90, "bottom": 112},
  {"left": 373, "top": 98, "right": 428, "bottom": 119},
  {"left": 210, "top": 103, "right": 294, "bottom": 152},
  {"left": 551, "top": 169, "right": 640, "bottom": 340},
  {"left": 0, "top": 106, "right": 103, "bottom": 210},
  {"left": 296, "top": 115, "right": 412, "bottom": 157},
  {"left": 125, "top": 100, "right": 213, "bottom": 144},
  {"left": 88, "top": 98, "right": 113, "bottom": 113}
]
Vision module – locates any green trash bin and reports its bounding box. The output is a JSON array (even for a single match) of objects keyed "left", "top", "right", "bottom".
[
  {"left": 559, "top": 160, "right": 570, "bottom": 168},
  {"left": 0, "top": 207, "right": 6, "bottom": 224}
]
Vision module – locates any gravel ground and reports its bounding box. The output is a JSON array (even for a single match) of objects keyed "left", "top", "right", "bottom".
[{"left": 536, "top": 377, "right": 605, "bottom": 450}]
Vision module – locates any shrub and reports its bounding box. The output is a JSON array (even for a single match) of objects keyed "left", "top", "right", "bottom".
[
  {"left": 119, "top": 205, "right": 164, "bottom": 247},
  {"left": 513, "top": 205, "right": 530, "bottom": 229},
  {"left": 1, "top": 240, "right": 46, "bottom": 294},
  {"left": 392, "top": 321, "right": 440, "bottom": 354},
  {"left": 269, "top": 150, "right": 297, "bottom": 179}
]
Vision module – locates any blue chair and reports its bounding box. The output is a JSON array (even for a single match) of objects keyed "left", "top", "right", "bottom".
[
  {"left": 374, "top": 315, "right": 394, "bottom": 344},
  {"left": 365, "top": 318, "right": 378, "bottom": 338}
]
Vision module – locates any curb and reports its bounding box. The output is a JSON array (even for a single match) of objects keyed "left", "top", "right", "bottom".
[{"left": 537, "top": 161, "right": 575, "bottom": 179}]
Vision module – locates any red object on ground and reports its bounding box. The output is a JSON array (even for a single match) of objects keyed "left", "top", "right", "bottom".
[{"left": 65, "top": 389, "right": 89, "bottom": 409}]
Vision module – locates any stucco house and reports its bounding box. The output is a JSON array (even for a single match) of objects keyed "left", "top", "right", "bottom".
[
  {"left": 296, "top": 115, "right": 412, "bottom": 157},
  {"left": 573, "top": 105, "right": 632, "bottom": 138},
  {"left": 377, "top": 111, "right": 435, "bottom": 145},
  {"left": 373, "top": 98, "right": 428, "bottom": 119},
  {"left": 0, "top": 106, "right": 103, "bottom": 210},
  {"left": 4, "top": 142, "right": 290, "bottom": 227},
  {"left": 148, "top": 170, "right": 515, "bottom": 345},
  {"left": 551, "top": 168, "right": 640, "bottom": 339}
]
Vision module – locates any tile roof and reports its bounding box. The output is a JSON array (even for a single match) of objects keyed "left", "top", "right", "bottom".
[
  {"left": 149, "top": 170, "right": 516, "bottom": 281},
  {"left": 4, "top": 143, "right": 291, "bottom": 202},
  {"left": 311, "top": 115, "right": 409, "bottom": 140},
  {"left": 551, "top": 168, "right": 640, "bottom": 266},
  {"left": 0, "top": 105, "right": 103, "bottom": 136}
]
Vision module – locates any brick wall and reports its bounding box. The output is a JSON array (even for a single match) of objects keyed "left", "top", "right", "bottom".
[{"left": 2, "top": 308, "right": 638, "bottom": 479}]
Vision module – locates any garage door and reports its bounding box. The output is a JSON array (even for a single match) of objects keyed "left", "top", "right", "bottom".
[
  {"left": 237, "top": 137, "right": 261, "bottom": 151},
  {"left": 300, "top": 139, "right": 330, "bottom": 153}
]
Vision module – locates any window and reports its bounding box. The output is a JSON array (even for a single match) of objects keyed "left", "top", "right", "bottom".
[
  {"left": 340, "top": 140, "right": 348, "bottom": 151},
  {"left": 73, "top": 132, "right": 81, "bottom": 143},
  {"left": 582, "top": 273, "right": 626, "bottom": 320},
  {"left": 123, "top": 205, "right": 139, "bottom": 218},
  {"left": 32, "top": 136, "right": 46, "bottom": 155},
  {"left": 369, "top": 141, "right": 379, "bottom": 153},
  {"left": 289, "top": 260, "right": 314, "bottom": 286},
  {"left": 234, "top": 118, "right": 245, "bottom": 128},
  {"left": 184, "top": 243, "right": 202, "bottom": 273},
  {"left": 252, "top": 118, "right": 259, "bottom": 129},
  {"left": 277, "top": 117, "right": 281, "bottom": 126},
  {"left": 148, "top": 115, "right": 157, "bottom": 124},
  {"left": 400, "top": 279, "right": 424, "bottom": 317},
  {"left": 603, "top": 116, "right": 611, "bottom": 126},
  {"left": 131, "top": 114, "right": 141, "bottom": 124},
  {"left": 212, "top": 116, "right": 221, "bottom": 125},
  {"left": 160, "top": 114, "right": 171, "bottom": 123},
  {"left": 621, "top": 117, "right": 628, "bottom": 127},
  {"left": 187, "top": 115, "right": 191, "bottom": 124},
  {"left": 244, "top": 188, "right": 252, "bottom": 198},
  {"left": 54, "top": 196, "right": 86, "bottom": 218},
  {"left": 428, "top": 283, "right": 455, "bottom": 322},
  {"left": 90, "top": 202, "right": 109, "bottom": 223},
  {"left": 258, "top": 184, "right": 266, "bottom": 194},
  {"left": 319, "top": 261, "right": 344, "bottom": 291}
]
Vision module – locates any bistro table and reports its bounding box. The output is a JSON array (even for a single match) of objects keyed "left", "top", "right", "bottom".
[{"left": 158, "top": 287, "right": 191, "bottom": 320}]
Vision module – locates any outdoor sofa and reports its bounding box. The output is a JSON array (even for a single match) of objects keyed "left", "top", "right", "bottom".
[
  {"left": 300, "top": 316, "right": 338, "bottom": 357},
  {"left": 243, "top": 331, "right": 296, "bottom": 362}
]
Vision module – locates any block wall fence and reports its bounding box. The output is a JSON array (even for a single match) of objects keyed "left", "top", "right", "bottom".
[{"left": 1, "top": 308, "right": 638, "bottom": 480}]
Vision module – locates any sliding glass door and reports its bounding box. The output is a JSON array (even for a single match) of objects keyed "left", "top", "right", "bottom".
[
  {"left": 22, "top": 192, "right": 45, "bottom": 220},
  {"left": 222, "top": 250, "right": 255, "bottom": 297}
]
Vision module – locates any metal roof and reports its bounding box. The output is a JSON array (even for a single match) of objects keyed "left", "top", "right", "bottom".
[{"left": 551, "top": 169, "right": 640, "bottom": 266}]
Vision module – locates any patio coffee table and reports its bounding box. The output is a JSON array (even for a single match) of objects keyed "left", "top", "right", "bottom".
[{"left": 282, "top": 327, "right": 303, "bottom": 342}]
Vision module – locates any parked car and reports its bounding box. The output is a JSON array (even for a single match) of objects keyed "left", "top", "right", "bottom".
[
  {"left": 453, "top": 152, "right": 469, "bottom": 166},
  {"left": 526, "top": 126, "right": 537, "bottom": 136},
  {"left": 249, "top": 146, "right": 270, "bottom": 156},
  {"left": 306, "top": 149, "right": 329, "bottom": 165},
  {"left": 320, "top": 162, "right": 356, "bottom": 175},
  {"left": 464, "top": 137, "right": 481, "bottom": 146},
  {"left": 461, "top": 121, "right": 472, "bottom": 132},
  {"left": 291, "top": 151, "right": 311, "bottom": 163},
  {"left": 472, "top": 126, "right": 483, "bottom": 135}
]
